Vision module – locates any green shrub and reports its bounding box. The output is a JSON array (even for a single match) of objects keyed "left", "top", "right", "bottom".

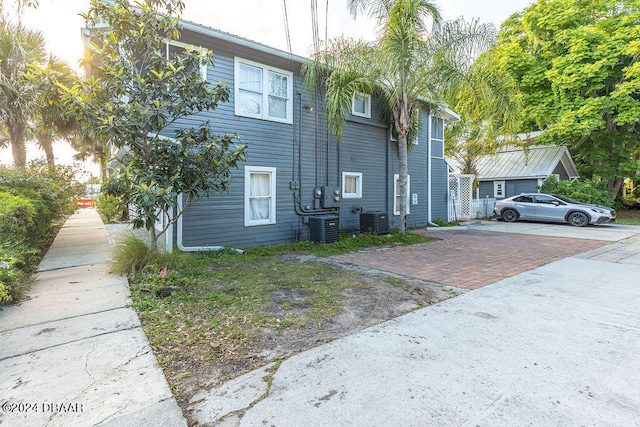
[
  {"left": 0, "top": 241, "right": 39, "bottom": 302},
  {"left": 0, "top": 192, "right": 36, "bottom": 238},
  {"left": 96, "top": 193, "right": 128, "bottom": 223},
  {"left": 539, "top": 176, "right": 614, "bottom": 207},
  {"left": 0, "top": 164, "right": 80, "bottom": 303},
  {"left": 111, "top": 233, "right": 179, "bottom": 275},
  {"left": 0, "top": 163, "right": 80, "bottom": 224}
]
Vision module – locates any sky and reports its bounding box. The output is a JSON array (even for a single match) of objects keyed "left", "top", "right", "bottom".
[{"left": 0, "top": 0, "right": 535, "bottom": 173}]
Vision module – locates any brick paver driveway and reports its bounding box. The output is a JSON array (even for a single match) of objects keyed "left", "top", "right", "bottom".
[{"left": 333, "top": 229, "right": 609, "bottom": 290}]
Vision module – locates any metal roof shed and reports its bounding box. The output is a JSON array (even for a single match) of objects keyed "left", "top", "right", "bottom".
[{"left": 472, "top": 145, "right": 580, "bottom": 199}]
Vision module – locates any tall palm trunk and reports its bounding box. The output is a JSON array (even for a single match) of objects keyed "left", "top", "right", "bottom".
[
  {"left": 397, "top": 133, "right": 409, "bottom": 235},
  {"left": 9, "top": 120, "right": 27, "bottom": 167}
]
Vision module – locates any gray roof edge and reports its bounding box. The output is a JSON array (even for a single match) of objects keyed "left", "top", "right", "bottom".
[
  {"left": 181, "top": 21, "right": 308, "bottom": 65},
  {"left": 478, "top": 175, "right": 549, "bottom": 181}
]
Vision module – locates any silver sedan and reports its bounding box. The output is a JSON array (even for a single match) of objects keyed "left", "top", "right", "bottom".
[{"left": 493, "top": 193, "right": 616, "bottom": 227}]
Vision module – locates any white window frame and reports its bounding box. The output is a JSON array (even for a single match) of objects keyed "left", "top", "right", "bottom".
[
  {"left": 165, "top": 40, "right": 207, "bottom": 80},
  {"left": 234, "top": 57, "right": 293, "bottom": 124},
  {"left": 342, "top": 172, "right": 363, "bottom": 199},
  {"left": 431, "top": 116, "right": 444, "bottom": 140},
  {"left": 393, "top": 174, "right": 411, "bottom": 215},
  {"left": 244, "top": 166, "right": 277, "bottom": 226},
  {"left": 494, "top": 180, "right": 505, "bottom": 198},
  {"left": 430, "top": 115, "right": 444, "bottom": 158},
  {"left": 351, "top": 91, "right": 371, "bottom": 118}
]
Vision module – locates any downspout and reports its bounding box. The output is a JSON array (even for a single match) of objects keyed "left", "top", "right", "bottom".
[
  {"left": 387, "top": 127, "right": 392, "bottom": 217},
  {"left": 315, "top": 90, "right": 319, "bottom": 192},
  {"left": 326, "top": 127, "right": 330, "bottom": 187},
  {"left": 427, "top": 112, "right": 438, "bottom": 227}
]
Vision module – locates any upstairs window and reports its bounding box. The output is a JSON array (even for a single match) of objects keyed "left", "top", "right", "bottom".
[
  {"left": 235, "top": 58, "right": 293, "bottom": 124},
  {"left": 352, "top": 92, "right": 371, "bottom": 118},
  {"left": 431, "top": 116, "right": 444, "bottom": 141}
]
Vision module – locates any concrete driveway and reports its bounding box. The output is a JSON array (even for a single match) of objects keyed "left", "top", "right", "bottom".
[
  {"left": 194, "top": 222, "right": 640, "bottom": 426},
  {"left": 462, "top": 220, "right": 640, "bottom": 242}
]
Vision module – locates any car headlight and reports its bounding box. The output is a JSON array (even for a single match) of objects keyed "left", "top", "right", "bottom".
[{"left": 591, "top": 208, "right": 607, "bottom": 214}]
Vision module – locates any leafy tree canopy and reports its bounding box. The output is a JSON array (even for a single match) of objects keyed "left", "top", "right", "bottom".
[
  {"left": 493, "top": 0, "right": 640, "bottom": 196},
  {"left": 63, "top": 0, "right": 247, "bottom": 249}
]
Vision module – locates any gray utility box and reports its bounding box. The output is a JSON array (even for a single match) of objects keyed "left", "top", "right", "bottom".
[
  {"left": 321, "top": 186, "right": 341, "bottom": 208},
  {"left": 309, "top": 216, "right": 340, "bottom": 243},
  {"left": 360, "top": 212, "right": 390, "bottom": 235}
]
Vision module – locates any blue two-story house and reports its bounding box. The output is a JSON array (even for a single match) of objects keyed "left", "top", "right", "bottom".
[{"left": 145, "top": 21, "right": 458, "bottom": 251}]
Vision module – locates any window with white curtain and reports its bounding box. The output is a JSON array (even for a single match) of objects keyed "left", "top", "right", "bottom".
[
  {"left": 235, "top": 58, "right": 292, "bottom": 123},
  {"left": 245, "top": 166, "right": 276, "bottom": 226},
  {"left": 393, "top": 174, "right": 411, "bottom": 215},
  {"left": 342, "top": 172, "right": 362, "bottom": 198}
]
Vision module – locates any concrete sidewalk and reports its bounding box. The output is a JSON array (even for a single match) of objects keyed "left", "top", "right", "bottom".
[
  {"left": 0, "top": 209, "right": 186, "bottom": 427},
  {"left": 191, "top": 227, "right": 640, "bottom": 426}
]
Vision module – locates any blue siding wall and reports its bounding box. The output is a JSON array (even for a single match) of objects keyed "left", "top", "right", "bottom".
[
  {"left": 167, "top": 29, "right": 449, "bottom": 248},
  {"left": 430, "top": 159, "right": 449, "bottom": 221},
  {"left": 478, "top": 179, "right": 540, "bottom": 199},
  {"left": 339, "top": 120, "right": 389, "bottom": 232},
  {"left": 478, "top": 181, "right": 494, "bottom": 199},
  {"left": 553, "top": 163, "right": 570, "bottom": 180}
]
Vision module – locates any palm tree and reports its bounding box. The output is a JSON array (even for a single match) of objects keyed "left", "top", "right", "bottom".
[
  {"left": 306, "top": 0, "right": 495, "bottom": 234},
  {"left": 0, "top": 21, "right": 46, "bottom": 167},
  {"left": 29, "top": 55, "right": 80, "bottom": 167},
  {"left": 69, "top": 131, "right": 109, "bottom": 182},
  {"left": 444, "top": 47, "right": 524, "bottom": 175}
]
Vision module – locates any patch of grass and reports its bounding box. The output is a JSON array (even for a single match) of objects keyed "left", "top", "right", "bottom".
[
  {"left": 616, "top": 209, "right": 640, "bottom": 225},
  {"left": 125, "top": 228, "right": 435, "bottom": 400},
  {"left": 384, "top": 276, "right": 406, "bottom": 286},
  {"left": 111, "top": 232, "right": 181, "bottom": 274},
  {"left": 431, "top": 218, "right": 459, "bottom": 227},
  {"left": 131, "top": 258, "right": 366, "bottom": 351}
]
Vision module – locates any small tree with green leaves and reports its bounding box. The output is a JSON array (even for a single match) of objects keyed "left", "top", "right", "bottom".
[{"left": 63, "top": 0, "right": 247, "bottom": 250}]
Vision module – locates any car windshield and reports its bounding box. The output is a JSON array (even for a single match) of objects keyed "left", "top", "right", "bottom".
[{"left": 552, "top": 194, "right": 583, "bottom": 204}]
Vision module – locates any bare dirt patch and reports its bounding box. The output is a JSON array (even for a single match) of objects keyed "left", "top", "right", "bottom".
[{"left": 145, "top": 254, "right": 460, "bottom": 424}]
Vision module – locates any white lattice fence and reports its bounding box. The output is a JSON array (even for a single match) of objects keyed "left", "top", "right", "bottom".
[
  {"left": 448, "top": 174, "right": 475, "bottom": 221},
  {"left": 471, "top": 198, "right": 496, "bottom": 218}
]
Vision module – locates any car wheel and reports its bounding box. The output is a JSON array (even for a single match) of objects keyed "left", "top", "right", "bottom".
[
  {"left": 568, "top": 211, "right": 589, "bottom": 227},
  {"left": 502, "top": 209, "right": 518, "bottom": 223}
]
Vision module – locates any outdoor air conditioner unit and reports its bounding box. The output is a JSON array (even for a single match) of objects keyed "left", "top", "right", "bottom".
[
  {"left": 360, "top": 212, "right": 390, "bottom": 235},
  {"left": 308, "top": 216, "right": 340, "bottom": 244}
]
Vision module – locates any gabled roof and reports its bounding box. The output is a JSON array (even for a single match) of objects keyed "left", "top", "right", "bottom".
[{"left": 473, "top": 145, "right": 579, "bottom": 181}]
